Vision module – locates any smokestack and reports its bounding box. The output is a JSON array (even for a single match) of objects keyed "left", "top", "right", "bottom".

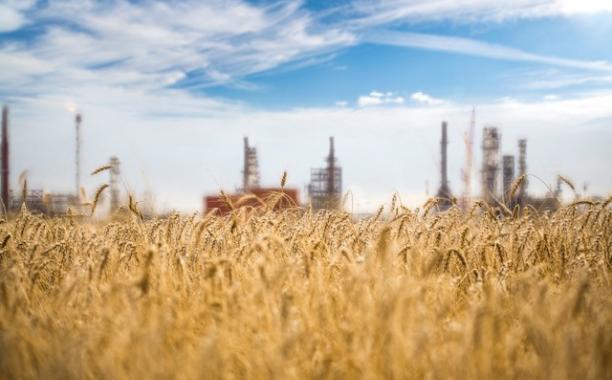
[
  {"left": 1, "top": 106, "right": 9, "bottom": 211},
  {"left": 75, "top": 113, "right": 82, "bottom": 204},
  {"left": 481, "top": 127, "right": 500, "bottom": 205},
  {"left": 327, "top": 137, "right": 335, "bottom": 201},
  {"left": 502, "top": 155, "right": 515, "bottom": 203},
  {"left": 436, "top": 121, "right": 452, "bottom": 209},
  {"left": 308, "top": 137, "right": 342, "bottom": 211},
  {"left": 325, "top": 137, "right": 341, "bottom": 209},
  {"left": 243, "top": 137, "right": 248, "bottom": 191},
  {"left": 441, "top": 122, "right": 448, "bottom": 188},
  {"left": 109, "top": 156, "right": 120, "bottom": 213},
  {"left": 242, "top": 137, "right": 260, "bottom": 192},
  {"left": 518, "top": 139, "right": 528, "bottom": 206}
]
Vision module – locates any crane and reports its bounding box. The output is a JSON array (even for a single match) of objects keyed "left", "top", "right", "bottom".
[{"left": 460, "top": 107, "right": 475, "bottom": 211}]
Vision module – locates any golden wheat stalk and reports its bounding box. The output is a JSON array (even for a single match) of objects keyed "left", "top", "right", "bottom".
[
  {"left": 90, "top": 165, "right": 113, "bottom": 176},
  {"left": 559, "top": 175, "right": 576, "bottom": 193},
  {"left": 91, "top": 184, "right": 109, "bottom": 215}
]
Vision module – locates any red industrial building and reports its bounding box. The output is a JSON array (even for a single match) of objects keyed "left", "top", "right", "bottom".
[
  {"left": 203, "top": 138, "right": 300, "bottom": 215},
  {"left": 204, "top": 187, "right": 299, "bottom": 215}
]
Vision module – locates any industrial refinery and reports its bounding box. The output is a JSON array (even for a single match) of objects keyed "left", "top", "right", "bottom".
[
  {"left": 0, "top": 103, "right": 586, "bottom": 217},
  {"left": 0, "top": 106, "right": 122, "bottom": 216},
  {"left": 432, "top": 113, "right": 561, "bottom": 214},
  {"left": 203, "top": 137, "right": 300, "bottom": 215}
]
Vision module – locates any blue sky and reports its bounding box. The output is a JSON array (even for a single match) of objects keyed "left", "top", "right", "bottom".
[
  {"left": 0, "top": 0, "right": 611, "bottom": 212},
  {"left": 206, "top": 12, "right": 612, "bottom": 108}
]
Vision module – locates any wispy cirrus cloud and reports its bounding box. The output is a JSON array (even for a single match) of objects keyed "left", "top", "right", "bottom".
[
  {"left": 0, "top": 0, "right": 355, "bottom": 115},
  {"left": 348, "top": 0, "right": 612, "bottom": 27},
  {"left": 524, "top": 74, "right": 612, "bottom": 89},
  {"left": 364, "top": 30, "right": 612, "bottom": 73},
  {"left": 2, "top": 0, "right": 611, "bottom": 117},
  {"left": 1, "top": 1, "right": 611, "bottom": 211}
]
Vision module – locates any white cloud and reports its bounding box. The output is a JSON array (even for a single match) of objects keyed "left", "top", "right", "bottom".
[
  {"left": 524, "top": 73, "right": 612, "bottom": 89},
  {"left": 0, "top": 5, "right": 24, "bottom": 32},
  {"left": 365, "top": 30, "right": 612, "bottom": 73},
  {"left": 2, "top": 0, "right": 610, "bottom": 107},
  {"left": 543, "top": 94, "right": 559, "bottom": 101},
  {"left": 335, "top": 100, "right": 348, "bottom": 107},
  {"left": 0, "top": 0, "right": 36, "bottom": 32},
  {"left": 357, "top": 95, "right": 382, "bottom": 107},
  {"left": 410, "top": 91, "right": 444, "bottom": 105},
  {"left": 349, "top": 0, "right": 612, "bottom": 26},
  {"left": 0, "top": 0, "right": 611, "bottom": 213},
  {"left": 5, "top": 86, "right": 612, "bottom": 213},
  {"left": 557, "top": 0, "right": 612, "bottom": 15},
  {"left": 357, "top": 91, "right": 405, "bottom": 107},
  {"left": 0, "top": 0, "right": 355, "bottom": 105}
]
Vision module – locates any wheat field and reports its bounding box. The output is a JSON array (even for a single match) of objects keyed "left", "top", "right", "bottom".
[{"left": 0, "top": 197, "right": 610, "bottom": 380}]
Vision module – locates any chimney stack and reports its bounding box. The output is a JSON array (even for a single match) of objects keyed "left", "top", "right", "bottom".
[
  {"left": 481, "top": 127, "right": 500, "bottom": 205},
  {"left": 327, "top": 137, "right": 336, "bottom": 202},
  {"left": 1, "top": 106, "right": 9, "bottom": 211},
  {"left": 242, "top": 137, "right": 260, "bottom": 192},
  {"left": 436, "top": 121, "right": 452, "bottom": 209},
  {"left": 518, "top": 139, "right": 528, "bottom": 206},
  {"left": 502, "top": 155, "right": 515, "bottom": 204},
  {"left": 109, "top": 156, "right": 120, "bottom": 213}
]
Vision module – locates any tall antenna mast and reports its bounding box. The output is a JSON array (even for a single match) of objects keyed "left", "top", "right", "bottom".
[
  {"left": 75, "top": 113, "right": 82, "bottom": 205},
  {"left": 460, "top": 107, "right": 475, "bottom": 210}
]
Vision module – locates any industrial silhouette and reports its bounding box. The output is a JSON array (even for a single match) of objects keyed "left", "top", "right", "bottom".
[{"left": 0, "top": 103, "right": 587, "bottom": 217}]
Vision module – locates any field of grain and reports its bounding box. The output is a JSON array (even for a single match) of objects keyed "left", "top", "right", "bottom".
[{"left": 0, "top": 197, "right": 610, "bottom": 380}]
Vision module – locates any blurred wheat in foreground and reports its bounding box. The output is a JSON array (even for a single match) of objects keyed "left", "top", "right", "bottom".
[{"left": 0, "top": 198, "right": 610, "bottom": 380}]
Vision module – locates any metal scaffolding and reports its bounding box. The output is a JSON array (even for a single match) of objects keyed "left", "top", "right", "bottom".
[
  {"left": 481, "top": 127, "right": 500, "bottom": 205},
  {"left": 242, "top": 137, "right": 260, "bottom": 192},
  {"left": 309, "top": 137, "right": 342, "bottom": 210}
]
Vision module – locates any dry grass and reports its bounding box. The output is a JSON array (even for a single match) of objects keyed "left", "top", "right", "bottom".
[{"left": 0, "top": 197, "right": 610, "bottom": 380}]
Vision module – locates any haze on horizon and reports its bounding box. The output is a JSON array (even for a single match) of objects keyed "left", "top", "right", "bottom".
[{"left": 1, "top": 0, "right": 611, "bottom": 213}]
